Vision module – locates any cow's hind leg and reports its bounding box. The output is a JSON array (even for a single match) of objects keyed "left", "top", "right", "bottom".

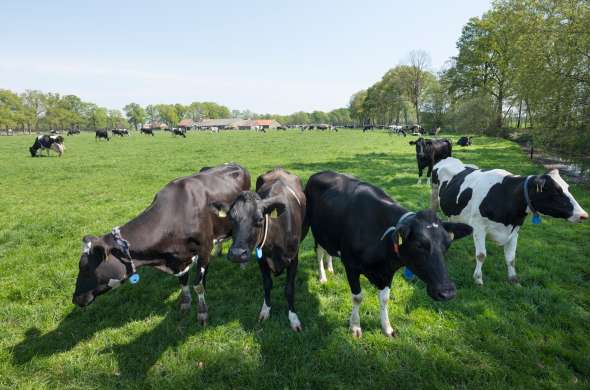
[
  {"left": 473, "top": 229, "right": 487, "bottom": 285},
  {"left": 317, "top": 245, "right": 329, "bottom": 283},
  {"left": 504, "top": 234, "right": 520, "bottom": 285},
  {"left": 193, "top": 256, "right": 210, "bottom": 325},
  {"left": 178, "top": 272, "right": 191, "bottom": 311},
  {"left": 258, "top": 259, "right": 273, "bottom": 321},
  {"left": 285, "top": 255, "right": 301, "bottom": 332}
]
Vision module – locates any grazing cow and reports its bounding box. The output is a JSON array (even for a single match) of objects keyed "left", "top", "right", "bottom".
[
  {"left": 432, "top": 157, "right": 588, "bottom": 285},
  {"left": 141, "top": 128, "right": 155, "bottom": 136},
  {"left": 389, "top": 125, "right": 406, "bottom": 137},
  {"left": 29, "top": 135, "right": 64, "bottom": 157},
  {"left": 362, "top": 125, "right": 373, "bottom": 132},
  {"left": 72, "top": 163, "right": 251, "bottom": 325},
  {"left": 95, "top": 129, "right": 110, "bottom": 141},
  {"left": 112, "top": 129, "right": 129, "bottom": 137},
  {"left": 210, "top": 168, "right": 306, "bottom": 331},
  {"left": 305, "top": 171, "right": 472, "bottom": 337},
  {"left": 67, "top": 129, "right": 80, "bottom": 136},
  {"left": 409, "top": 137, "right": 452, "bottom": 185},
  {"left": 172, "top": 128, "right": 186, "bottom": 138},
  {"left": 457, "top": 136, "right": 473, "bottom": 147}
]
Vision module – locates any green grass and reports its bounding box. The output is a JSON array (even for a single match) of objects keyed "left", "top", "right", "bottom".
[{"left": 1, "top": 130, "right": 589, "bottom": 389}]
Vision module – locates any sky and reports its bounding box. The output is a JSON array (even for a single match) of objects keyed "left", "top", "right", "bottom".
[{"left": 0, "top": 0, "right": 491, "bottom": 114}]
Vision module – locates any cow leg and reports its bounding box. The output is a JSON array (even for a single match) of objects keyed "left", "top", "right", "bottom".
[
  {"left": 417, "top": 168, "right": 423, "bottom": 185},
  {"left": 258, "top": 259, "right": 273, "bottom": 322},
  {"left": 426, "top": 165, "right": 432, "bottom": 186},
  {"left": 378, "top": 287, "right": 396, "bottom": 337},
  {"left": 473, "top": 229, "right": 487, "bottom": 285},
  {"left": 326, "top": 254, "right": 334, "bottom": 273},
  {"left": 430, "top": 182, "right": 440, "bottom": 212},
  {"left": 503, "top": 234, "right": 520, "bottom": 285},
  {"left": 286, "top": 255, "right": 302, "bottom": 332},
  {"left": 344, "top": 265, "right": 363, "bottom": 337},
  {"left": 193, "top": 258, "right": 210, "bottom": 325},
  {"left": 178, "top": 272, "right": 191, "bottom": 311},
  {"left": 317, "top": 245, "right": 328, "bottom": 283}
]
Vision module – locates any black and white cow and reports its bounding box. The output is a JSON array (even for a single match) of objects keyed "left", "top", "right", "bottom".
[
  {"left": 95, "top": 129, "right": 110, "bottom": 141},
  {"left": 67, "top": 129, "right": 80, "bottom": 136},
  {"left": 432, "top": 157, "right": 588, "bottom": 285},
  {"left": 112, "top": 129, "right": 129, "bottom": 137},
  {"left": 457, "top": 136, "right": 473, "bottom": 147},
  {"left": 72, "top": 163, "right": 251, "bottom": 325},
  {"left": 409, "top": 137, "right": 452, "bottom": 185},
  {"left": 305, "top": 171, "right": 472, "bottom": 337},
  {"left": 141, "top": 128, "right": 155, "bottom": 136},
  {"left": 29, "top": 135, "right": 65, "bottom": 157},
  {"left": 172, "top": 128, "right": 186, "bottom": 138},
  {"left": 210, "top": 168, "right": 306, "bottom": 331}
]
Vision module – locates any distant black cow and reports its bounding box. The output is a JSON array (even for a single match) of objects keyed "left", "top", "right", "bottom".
[
  {"left": 67, "top": 129, "right": 80, "bottom": 136},
  {"left": 95, "top": 129, "right": 110, "bottom": 141},
  {"left": 172, "top": 128, "right": 186, "bottom": 138},
  {"left": 141, "top": 128, "right": 155, "bottom": 136},
  {"left": 112, "top": 129, "right": 129, "bottom": 137},
  {"left": 409, "top": 137, "right": 452, "bottom": 185},
  {"left": 72, "top": 163, "right": 251, "bottom": 326},
  {"left": 457, "top": 136, "right": 473, "bottom": 147},
  {"left": 210, "top": 168, "right": 306, "bottom": 332},
  {"left": 362, "top": 125, "right": 374, "bottom": 132},
  {"left": 29, "top": 135, "right": 65, "bottom": 157},
  {"left": 304, "top": 171, "right": 472, "bottom": 337},
  {"left": 277, "top": 126, "right": 287, "bottom": 130}
]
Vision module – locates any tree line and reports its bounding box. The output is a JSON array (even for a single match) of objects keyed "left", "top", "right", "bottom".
[{"left": 350, "top": 0, "right": 589, "bottom": 157}]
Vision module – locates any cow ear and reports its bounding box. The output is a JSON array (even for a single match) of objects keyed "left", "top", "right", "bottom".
[
  {"left": 442, "top": 222, "right": 473, "bottom": 241},
  {"left": 261, "top": 197, "right": 286, "bottom": 219},
  {"left": 82, "top": 236, "right": 107, "bottom": 260},
  {"left": 209, "top": 202, "right": 230, "bottom": 218}
]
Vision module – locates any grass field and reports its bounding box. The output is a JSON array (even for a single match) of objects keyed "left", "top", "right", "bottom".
[{"left": 1, "top": 130, "right": 589, "bottom": 389}]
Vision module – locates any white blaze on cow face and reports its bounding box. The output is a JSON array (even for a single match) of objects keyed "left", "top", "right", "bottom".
[
  {"left": 547, "top": 170, "right": 588, "bottom": 222},
  {"left": 107, "top": 278, "right": 122, "bottom": 289},
  {"left": 83, "top": 241, "right": 92, "bottom": 254}
]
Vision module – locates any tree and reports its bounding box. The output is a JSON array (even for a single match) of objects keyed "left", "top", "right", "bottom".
[
  {"left": 124, "top": 103, "right": 146, "bottom": 130},
  {"left": 400, "top": 50, "right": 431, "bottom": 126}
]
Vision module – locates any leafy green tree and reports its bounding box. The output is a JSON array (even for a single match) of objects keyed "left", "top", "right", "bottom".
[{"left": 123, "top": 103, "right": 146, "bottom": 130}]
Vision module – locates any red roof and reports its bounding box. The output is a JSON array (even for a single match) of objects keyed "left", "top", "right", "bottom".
[
  {"left": 255, "top": 119, "right": 273, "bottom": 126},
  {"left": 178, "top": 119, "right": 194, "bottom": 127}
]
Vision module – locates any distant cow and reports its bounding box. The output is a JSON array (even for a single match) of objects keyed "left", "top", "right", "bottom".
[
  {"left": 305, "top": 171, "right": 472, "bottom": 337},
  {"left": 409, "top": 137, "right": 452, "bottom": 185},
  {"left": 362, "top": 125, "right": 374, "bottom": 132},
  {"left": 457, "top": 136, "right": 473, "bottom": 147},
  {"left": 141, "top": 128, "right": 154, "bottom": 136},
  {"left": 72, "top": 163, "right": 251, "bottom": 325},
  {"left": 67, "top": 129, "right": 80, "bottom": 136},
  {"left": 29, "top": 135, "right": 64, "bottom": 157},
  {"left": 172, "top": 128, "right": 186, "bottom": 138},
  {"left": 389, "top": 125, "right": 406, "bottom": 137},
  {"left": 210, "top": 168, "right": 306, "bottom": 331},
  {"left": 95, "top": 129, "right": 110, "bottom": 141},
  {"left": 432, "top": 157, "right": 588, "bottom": 285},
  {"left": 112, "top": 129, "right": 129, "bottom": 137}
]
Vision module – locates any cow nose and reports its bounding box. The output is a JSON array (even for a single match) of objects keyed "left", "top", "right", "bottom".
[
  {"left": 228, "top": 247, "right": 250, "bottom": 263},
  {"left": 436, "top": 284, "right": 457, "bottom": 301},
  {"left": 580, "top": 212, "right": 588, "bottom": 221}
]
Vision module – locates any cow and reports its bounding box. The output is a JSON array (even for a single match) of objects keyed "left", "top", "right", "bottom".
[
  {"left": 389, "top": 125, "right": 406, "bottom": 137},
  {"left": 112, "top": 129, "right": 129, "bottom": 137},
  {"left": 431, "top": 157, "right": 588, "bottom": 286},
  {"left": 209, "top": 168, "right": 306, "bottom": 331},
  {"left": 29, "top": 135, "right": 64, "bottom": 157},
  {"left": 409, "top": 137, "right": 452, "bottom": 185},
  {"left": 95, "top": 129, "right": 110, "bottom": 141},
  {"left": 141, "top": 128, "right": 155, "bottom": 136},
  {"left": 305, "top": 171, "right": 473, "bottom": 337},
  {"left": 362, "top": 125, "right": 373, "bottom": 132},
  {"left": 72, "top": 163, "right": 251, "bottom": 326},
  {"left": 457, "top": 136, "right": 473, "bottom": 147},
  {"left": 67, "top": 129, "right": 80, "bottom": 136},
  {"left": 172, "top": 128, "right": 186, "bottom": 138}
]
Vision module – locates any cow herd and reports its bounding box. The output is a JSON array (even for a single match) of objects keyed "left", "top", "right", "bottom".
[{"left": 70, "top": 135, "right": 588, "bottom": 337}]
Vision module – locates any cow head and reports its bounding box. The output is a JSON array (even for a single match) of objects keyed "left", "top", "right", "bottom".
[
  {"left": 72, "top": 235, "right": 129, "bottom": 307},
  {"left": 210, "top": 191, "right": 286, "bottom": 263},
  {"left": 389, "top": 210, "right": 472, "bottom": 301},
  {"left": 409, "top": 137, "right": 428, "bottom": 158},
  {"left": 528, "top": 170, "right": 588, "bottom": 223}
]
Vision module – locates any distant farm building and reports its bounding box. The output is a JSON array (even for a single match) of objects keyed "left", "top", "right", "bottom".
[
  {"left": 178, "top": 119, "right": 196, "bottom": 130},
  {"left": 196, "top": 118, "right": 283, "bottom": 130},
  {"left": 142, "top": 121, "right": 168, "bottom": 130}
]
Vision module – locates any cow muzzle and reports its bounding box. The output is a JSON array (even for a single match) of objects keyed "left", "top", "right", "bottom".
[
  {"left": 72, "top": 292, "right": 95, "bottom": 307},
  {"left": 428, "top": 283, "right": 457, "bottom": 301},
  {"left": 228, "top": 247, "right": 250, "bottom": 263}
]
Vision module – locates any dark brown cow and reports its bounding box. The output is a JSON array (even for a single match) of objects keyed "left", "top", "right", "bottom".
[
  {"left": 72, "top": 163, "right": 251, "bottom": 325},
  {"left": 209, "top": 168, "right": 306, "bottom": 331}
]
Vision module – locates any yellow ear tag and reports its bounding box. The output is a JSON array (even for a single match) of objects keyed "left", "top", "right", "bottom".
[
  {"left": 270, "top": 209, "right": 278, "bottom": 218},
  {"left": 218, "top": 210, "right": 227, "bottom": 218},
  {"left": 397, "top": 235, "right": 403, "bottom": 246}
]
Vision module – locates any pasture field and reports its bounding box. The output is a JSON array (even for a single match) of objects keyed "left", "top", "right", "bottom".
[{"left": 1, "top": 130, "right": 589, "bottom": 389}]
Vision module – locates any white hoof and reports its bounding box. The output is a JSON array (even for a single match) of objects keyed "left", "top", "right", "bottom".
[
  {"left": 382, "top": 326, "right": 397, "bottom": 337},
  {"left": 474, "top": 276, "right": 484, "bottom": 286},
  {"left": 319, "top": 276, "right": 328, "bottom": 284},
  {"left": 258, "top": 302, "right": 271, "bottom": 322},
  {"left": 288, "top": 311, "right": 302, "bottom": 332},
  {"left": 350, "top": 326, "right": 362, "bottom": 338}
]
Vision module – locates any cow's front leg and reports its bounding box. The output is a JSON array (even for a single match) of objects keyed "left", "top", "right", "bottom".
[
  {"left": 504, "top": 234, "right": 520, "bottom": 285},
  {"left": 378, "top": 286, "right": 396, "bottom": 337},
  {"left": 473, "top": 229, "right": 487, "bottom": 285},
  {"left": 193, "top": 257, "right": 210, "bottom": 325},
  {"left": 426, "top": 165, "right": 432, "bottom": 186},
  {"left": 344, "top": 265, "right": 362, "bottom": 338},
  {"left": 285, "top": 256, "right": 301, "bottom": 332},
  {"left": 178, "top": 272, "right": 191, "bottom": 311},
  {"left": 417, "top": 167, "right": 423, "bottom": 185},
  {"left": 258, "top": 259, "right": 273, "bottom": 321}
]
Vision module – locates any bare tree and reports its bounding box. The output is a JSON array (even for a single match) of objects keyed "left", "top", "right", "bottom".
[{"left": 402, "top": 50, "right": 431, "bottom": 126}]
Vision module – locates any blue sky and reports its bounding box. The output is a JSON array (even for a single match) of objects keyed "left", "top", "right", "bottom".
[{"left": 0, "top": 0, "right": 491, "bottom": 114}]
